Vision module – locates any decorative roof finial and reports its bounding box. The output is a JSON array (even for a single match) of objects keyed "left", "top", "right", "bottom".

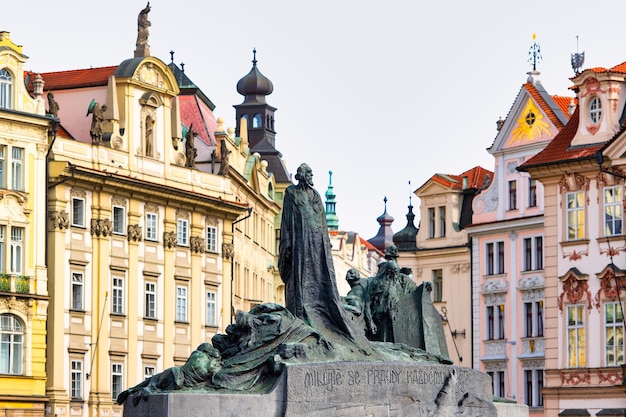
[
  {"left": 252, "top": 48, "right": 257, "bottom": 66},
  {"left": 181, "top": 62, "right": 185, "bottom": 73},
  {"left": 170, "top": 50, "right": 174, "bottom": 63},
  {"left": 528, "top": 33, "right": 542, "bottom": 71},
  {"left": 408, "top": 181, "right": 412, "bottom": 206},
  {"left": 571, "top": 35, "right": 585, "bottom": 75}
]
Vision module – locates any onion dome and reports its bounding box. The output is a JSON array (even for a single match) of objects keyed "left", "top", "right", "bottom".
[
  {"left": 236, "top": 49, "right": 273, "bottom": 105},
  {"left": 367, "top": 197, "right": 395, "bottom": 252},
  {"left": 393, "top": 201, "right": 418, "bottom": 252}
]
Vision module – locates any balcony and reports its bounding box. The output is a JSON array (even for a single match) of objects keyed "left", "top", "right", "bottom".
[{"left": 0, "top": 274, "right": 31, "bottom": 295}]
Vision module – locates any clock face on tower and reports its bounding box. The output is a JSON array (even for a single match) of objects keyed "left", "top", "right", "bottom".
[{"left": 510, "top": 98, "right": 551, "bottom": 144}]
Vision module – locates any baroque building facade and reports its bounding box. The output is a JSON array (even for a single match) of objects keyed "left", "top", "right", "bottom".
[
  {"left": 467, "top": 71, "right": 572, "bottom": 415},
  {"left": 520, "top": 61, "right": 626, "bottom": 417},
  {"left": 0, "top": 32, "right": 51, "bottom": 417},
  {"left": 36, "top": 39, "right": 283, "bottom": 417}
]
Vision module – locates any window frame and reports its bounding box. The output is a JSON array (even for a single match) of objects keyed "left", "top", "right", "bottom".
[
  {"left": 144, "top": 281, "right": 156, "bottom": 319},
  {"left": 432, "top": 269, "right": 443, "bottom": 302},
  {"left": 176, "top": 285, "right": 188, "bottom": 322},
  {"left": 589, "top": 96, "right": 602, "bottom": 124},
  {"left": 112, "top": 276, "right": 124, "bottom": 315},
  {"left": 0, "top": 145, "right": 6, "bottom": 189},
  {"left": 145, "top": 212, "right": 158, "bottom": 241},
  {"left": 0, "top": 68, "right": 13, "bottom": 109},
  {"left": 112, "top": 205, "right": 126, "bottom": 235},
  {"left": 528, "top": 178, "right": 538, "bottom": 208},
  {"left": 524, "top": 369, "right": 544, "bottom": 407},
  {"left": 603, "top": 185, "right": 623, "bottom": 237},
  {"left": 71, "top": 272, "right": 84, "bottom": 311},
  {"left": 508, "top": 180, "right": 517, "bottom": 210},
  {"left": 177, "top": 218, "right": 189, "bottom": 246},
  {"left": 111, "top": 362, "right": 123, "bottom": 400},
  {"left": 604, "top": 301, "right": 624, "bottom": 367},
  {"left": 206, "top": 225, "right": 217, "bottom": 253},
  {"left": 70, "top": 360, "right": 83, "bottom": 400},
  {"left": 0, "top": 314, "right": 23, "bottom": 375},
  {"left": 438, "top": 206, "right": 446, "bottom": 237},
  {"left": 9, "top": 226, "right": 23, "bottom": 275},
  {"left": 10, "top": 147, "right": 23, "bottom": 191},
  {"left": 428, "top": 208, "right": 435, "bottom": 239},
  {"left": 567, "top": 304, "right": 586, "bottom": 368},
  {"left": 72, "top": 197, "right": 86, "bottom": 228},
  {"left": 566, "top": 191, "right": 585, "bottom": 241},
  {"left": 206, "top": 290, "right": 217, "bottom": 326}
]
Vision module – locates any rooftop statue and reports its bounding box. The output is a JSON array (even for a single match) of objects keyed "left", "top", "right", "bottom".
[
  {"left": 134, "top": 3, "right": 151, "bottom": 57},
  {"left": 118, "top": 163, "right": 451, "bottom": 407}
]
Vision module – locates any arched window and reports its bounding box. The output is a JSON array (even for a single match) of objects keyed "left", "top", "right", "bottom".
[
  {"left": 252, "top": 114, "right": 262, "bottom": 129},
  {"left": 0, "top": 69, "right": 13, "bottom": 109},
  {"left": 0, "top": 314, "right": 23, "bottom": 374}
]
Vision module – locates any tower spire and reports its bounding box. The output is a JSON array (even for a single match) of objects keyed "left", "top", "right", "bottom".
[{"left": 325, "top": 171, "right": 339, "bottom": 230}]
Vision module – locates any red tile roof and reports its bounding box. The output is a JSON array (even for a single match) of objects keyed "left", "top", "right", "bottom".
[
  {"left": 523, "top": 82, "right": 572, "bottom": 129},
  {"left": 28, "top": 66, "right": 116, "bottom": 90},
  {"left": 582, "top": 61, "right": 626, "bottom": 75},
  {"left": 518, "top": 107, "right": 608, "bottom": 170},
  {"left": 552, "top": 95, "right": 575, "bottom": 118},
  {"left": 429, "top": 166, "right": 493, "bottom": 190}
]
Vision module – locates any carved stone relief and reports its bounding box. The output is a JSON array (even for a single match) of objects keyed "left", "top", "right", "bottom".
[
  {"left": 558, "top": 272, "right": 592, "bottom": 311},
  {"left": 49, "top": 210, "right": 69, "bottom": 230},
  {"left": 222, "top": 243, "right": 234, "bottom": 259},
  {"left": 127, "top": 224, "right": 143, "bottom": 242},
  {"left": 190, "top": 236, "right": 205, "bottom": 254},
  {"left": 473, "top": 174, "right": 499, "bottom": 214},
  {"left": 91, "top": 218, "right": 113, "bottom": 237},
  {"left": 163, "top": 231, "right": 177, "bottom": 249}
]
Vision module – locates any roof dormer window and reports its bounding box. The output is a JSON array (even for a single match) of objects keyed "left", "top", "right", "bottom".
[
  {"left": 589, "top": 96, "right": 602, "bottom": 124},
  {"left": 0, "top": 69, "right": 13, "bottom": 109}
]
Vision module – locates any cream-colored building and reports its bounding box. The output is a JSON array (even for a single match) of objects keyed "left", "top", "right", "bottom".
[
  {"left": 0, "top": 32, "right": 51, "bottom": 416},
  {"left": 39, "top": 44, "right": 281, "bottom": 417},
  {"left": 408, "top": 166, "right": 492, "bottom": 367}
]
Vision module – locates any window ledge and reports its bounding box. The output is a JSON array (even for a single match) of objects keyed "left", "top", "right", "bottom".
[{"left": 560, "top": 239, "right": 590, "bottom": 247}]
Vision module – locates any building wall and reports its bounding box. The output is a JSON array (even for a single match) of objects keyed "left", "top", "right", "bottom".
[{"left": 0, "top": 32, "right": 49, "bottom": 417}]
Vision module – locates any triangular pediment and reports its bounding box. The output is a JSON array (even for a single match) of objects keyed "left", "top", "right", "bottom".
[{"left": 490, "top": 83, "right": 567, "bottom": 153}]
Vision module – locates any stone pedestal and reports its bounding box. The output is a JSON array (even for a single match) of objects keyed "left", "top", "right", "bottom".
[{"left": 124, "top": 361, "right": 496, "bottom": 417}]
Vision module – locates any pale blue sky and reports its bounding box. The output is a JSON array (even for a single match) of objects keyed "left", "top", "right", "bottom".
[{"left": 4, "top": 1, "right": 625, "bottom": 238}]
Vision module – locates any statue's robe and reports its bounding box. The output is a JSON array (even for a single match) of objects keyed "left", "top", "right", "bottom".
[{"left": 278, "top": 183, "right": 371, "bottom": 355}]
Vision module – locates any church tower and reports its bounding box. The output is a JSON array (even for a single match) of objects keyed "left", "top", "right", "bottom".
[
  {"left": 325, "top": 171, "right": 339, "bottom": 230},
  {"left": 234, "top": 49, "right": 276, "bottom": 148}
]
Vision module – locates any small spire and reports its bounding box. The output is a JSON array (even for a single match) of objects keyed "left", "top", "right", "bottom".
[
  {"left": 252, "top": 48, "right": 257, "bottom": 66},
  {"left": 408, "top": 181, "right": 412, "bottom": 206},
  {"left": 170, "top": 50, "right": 174, "bottom": 63}
]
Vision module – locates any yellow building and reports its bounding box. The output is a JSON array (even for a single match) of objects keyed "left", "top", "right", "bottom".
[
  {"left": 40, "top": 48, "right": 281, "bottom": 416},
  {"left": 0, "top": 32, "right": 52, "bottom": 417}
]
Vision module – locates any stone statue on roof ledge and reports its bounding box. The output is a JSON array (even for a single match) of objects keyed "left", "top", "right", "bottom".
[
  {"left": 134, "top": 2, "right": 151, "bottom": 58},
  {"left": 119, "top": 163, "right": 497, "bottom": 417}
]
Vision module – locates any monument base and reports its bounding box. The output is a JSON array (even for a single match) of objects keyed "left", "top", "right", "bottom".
[{"left": 124, "top": 361, "right": 496, "bottom": 417}]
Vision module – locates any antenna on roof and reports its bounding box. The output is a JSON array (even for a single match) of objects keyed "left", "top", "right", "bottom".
[{"left": 571, "top": 35, "right": 585, "bottom": 75}]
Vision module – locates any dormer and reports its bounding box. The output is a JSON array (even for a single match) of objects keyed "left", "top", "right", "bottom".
[
  {"left": 569, "top": 63, "right": 626, "bottom": 147},
  {"left": 0, "top": 32, "right": 44, "bottom": 115}
]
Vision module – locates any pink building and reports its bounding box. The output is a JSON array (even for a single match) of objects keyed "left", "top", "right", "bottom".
[{"left": 466, "top": 70, "right": 572, "bottom": 415}]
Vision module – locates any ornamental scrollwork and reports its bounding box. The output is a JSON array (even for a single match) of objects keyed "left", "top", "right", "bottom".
[
  {"left": 91, "top": 219, "right": 113, "bottom": 237},
  {"left": 163, "top": 231, "right": 177, "bottom": 249},
  {"left": 127, "top": 224, "right": 143, "bottom": 242},
  {"left": 222, "top": 243, "right": 234, "bottom": 260},
  {"left": 49, "top": 210, "right": 69, "bottom": 230},
  {"left": 190, "top": 236, "right": 205, "bottom": 254}
]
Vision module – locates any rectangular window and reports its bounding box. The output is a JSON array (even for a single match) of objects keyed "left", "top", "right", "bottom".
[
  {"left": 523, "top": 236, "right": 543, "bottom": 271},
  {"left": 508, "top": 180, "right": 517, "bottom": 210},
  {"left": 604, "top": 301, "right": 624, "bottom": 366},
  {"left": 206, "top": 291, "right": 217, "bottom": 326},
  {"left": 144, "top": 366, "right": 155, "bottom": 380},
  {"left": 0, "top": 226, "right": 5, "bottom": 273},
  {"left": 9, "top": 227, "right": 22, "bottom": 274},
  {"left": 176, "top": 285, "right": 187, "bottom": 322},
  {"left": 428, "top": 208, "right": 435, "bottom": 239},
  {"left": 487, "top": 370, "right": 505, "bottom": 398},
  {"left": 486, "top": 243, "right": 494, "bottom": 276},
  {"left": 604, "top": 186, "right": 623, "bottom": 236},
  {"left": 177, "top": 218, "right": 189, "bottom": 246},
  {"left": 496, "top": 242, "right": 505, "bottom": 274},
  {"left": 11, "top": 147, "right": 23, "bottom": 191},
  {"left": 112, "top": 277, "right": 124, "bottom": 314},
  {"left": 528, "top": 178, "right": 538, "bottom": 207},
  {"left": 112, "top": 206, "right": 125, "bottom": 235},
  {"left": 486, "top": 304, "right": 505, "bottom": 340},
  {"left": 432, "top": 269, "right": 443, "bottom": 302},
  {"left": 145, "top": 212, "right": 157, "bottom": 241},
  {"left": 567, "top": 304, "right": 586, "bottom": 367},
  {"left": 145, "top": 282, "right": 156, "bottom": 319},
  {"left": 71, "top": 272, "right": 84, "bottom": 310},
  {"left": 0, "top": 145, "right": 6, "bottom": 188},
  {"left": 438, "top": 206, "right": 446, "bottom": 237},
  {"left": 524, "top": 369, "right": 544, "bottom": 407},
  {"left": 206, "top": 226, "right": 217, "bottom": 252},
  {"left": 72, "top": 197, "right": 85, "bottom": 227},
  {"left": 111, "top": 363, "right": 123, "bottom": 400},
  {"left": 524, "top": 302, "right": 533, "bottom": 338},
  {"left": 497, "top": 304, "right": 505, "bottom": 339},
  {"left": 566, "top": 191, "right": 585, "bottom": 240},
  {"left": 71, "top": 360, "right": 83, "bottom": 399},
  {"left": 486, "top": 305, "right": 494, "bottom": 340}
]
